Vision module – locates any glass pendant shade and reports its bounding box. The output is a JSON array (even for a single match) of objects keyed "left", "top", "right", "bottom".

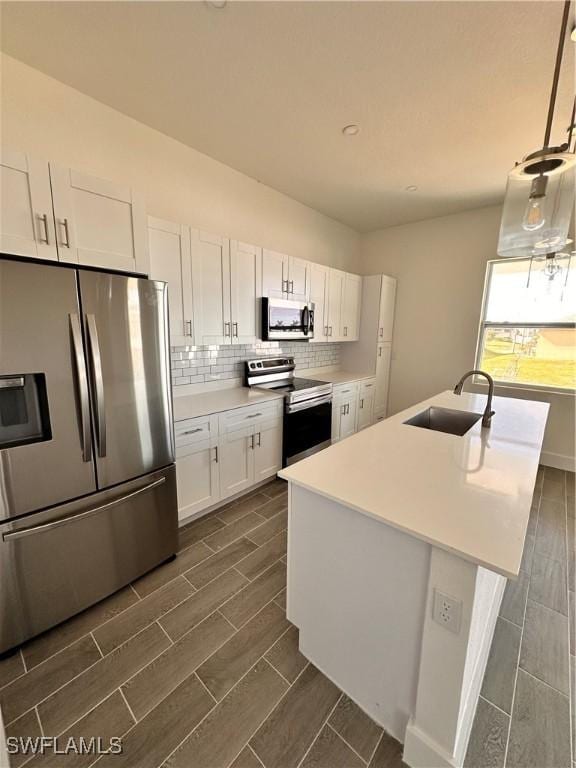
[{"left": 497, "top": 151, "right": 575, "bottom": 258}]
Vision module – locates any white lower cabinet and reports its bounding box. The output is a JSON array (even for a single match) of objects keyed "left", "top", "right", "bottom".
[
  {"left": 219, "top": 426, "right": 255, "bottom": 500},
  {"left": 175, "top": 401, "right": 283, "bottom": 521},
  {"left": 331, "top": 383, "right": 359, "bottom": 443},
  {"left": 357, "top": 379, "right": 376, "bottom": 431},
  {"left": 176, "top": 441, "right": 220, "bottom": 521},
  {"left": 254, "top": 417, "right": 283, "bottom": 483},
  {"left": 374, "top": 344, "right": 392, "bottom": 421}
]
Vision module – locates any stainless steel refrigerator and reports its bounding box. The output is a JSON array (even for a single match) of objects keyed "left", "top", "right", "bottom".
[{"left": 0, "top": 257, "right": 177, "bottom": 654}]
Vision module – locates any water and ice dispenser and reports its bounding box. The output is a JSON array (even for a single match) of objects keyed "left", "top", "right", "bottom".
[{"left": 0, "top": 374, "right": 52, "bottom": 449}]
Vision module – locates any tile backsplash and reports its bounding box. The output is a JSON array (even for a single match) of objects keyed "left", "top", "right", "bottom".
[{"left": 171, "top": 342, "right": 342, "bottom": 386}]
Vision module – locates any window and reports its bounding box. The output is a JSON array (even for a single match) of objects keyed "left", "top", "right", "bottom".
[{"left": 476, "top": 256, "right": 576, "bottom": 391}]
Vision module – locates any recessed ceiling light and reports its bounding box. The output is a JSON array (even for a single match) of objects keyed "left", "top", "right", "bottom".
[
  {"left": 405, "top": 185, "right": 418, "bottom": 192},
  {"left": 342, "top": 125, "right": 360, "bottom": 136}
]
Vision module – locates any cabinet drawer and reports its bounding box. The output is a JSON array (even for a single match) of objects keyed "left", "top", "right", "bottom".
[
  {"left": 174, "top": 414, "right": 218, "bottom": 448},
  {"left": 219, "top": 400, "right": 282, "bottom": 433},
  {"left": 359, "top": 379, "right": 376, "bottom": 396},
  {"left": 333, "top": 381, "right": 359, "bottom": 398}
]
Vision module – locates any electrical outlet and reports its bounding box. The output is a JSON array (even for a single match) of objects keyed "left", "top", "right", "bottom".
[{"left": 432, "top": 589, "right": 462, "bottom": 634}]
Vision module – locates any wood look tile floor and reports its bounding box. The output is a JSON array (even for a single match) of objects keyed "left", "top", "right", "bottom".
[
  {"left": 465, "top": 466, "right": 575, "bottom": 768},
  {"left": 0, "top": 469, "right": 573, "bottom": 768}
]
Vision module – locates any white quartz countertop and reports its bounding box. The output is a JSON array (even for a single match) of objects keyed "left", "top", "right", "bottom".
[
  {"left": 305, "top": 370, "right": 375, "bottom": 385},
  {"left": 280, "top": 390, "right": 549, "bottom": 578},
  {"left": 173, "top": 387, "right": 283, "bottom": 421}
]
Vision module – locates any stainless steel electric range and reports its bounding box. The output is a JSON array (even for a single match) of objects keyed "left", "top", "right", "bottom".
[{"left": 245, "top": 357, "right": 332, "bottom": 466}]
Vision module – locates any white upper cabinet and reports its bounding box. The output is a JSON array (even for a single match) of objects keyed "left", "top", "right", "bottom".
[
  {"left": 261, "top": 249, "right": 310, "bottom": 301},
  {"left": 342, "top": 273, "right": 362, "bottom": 341},
  {"left": 50, "top": 165, "right": 148, "bottom": 274},
  {"left": 262, "top": 248, "right": 288, "bottom": 298},
  {"left": 289, "top": 256, "right": 309, "bottom": 301},
  {"left": 230, "top": 240, "right": 261, "bottom": 344},
  {"left": 326, "top": 268, "right": 345, "bottom": 340},
  {"left": 378, "top": 276, "right": 397, "bottom": 342},
  {"left": 309, "top": 263, "right": 329, "bottom": 343},
  {"left": 148, "top": 216, "right": 193, "bottom": 346},
  {"left": 191, "top": 229, "right": 230, "bottom": 346},
  {"left": 0, "top": 150, "right": 57, "bottom": 262}
]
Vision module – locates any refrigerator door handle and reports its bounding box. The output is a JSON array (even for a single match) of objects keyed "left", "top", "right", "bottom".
[
  {"left": 69, "top": 314, "right": 92, "bottom": 463},
  {"left": 2, "top": 477, "right": 166, "bottom": 542},
  {"left": 86, "top": 314, "right": 107, "bottom": 458}
]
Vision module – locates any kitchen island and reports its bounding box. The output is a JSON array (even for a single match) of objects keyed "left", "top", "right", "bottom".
[{"left": 279, "top": 390, "right": 548, "bottom": 768}]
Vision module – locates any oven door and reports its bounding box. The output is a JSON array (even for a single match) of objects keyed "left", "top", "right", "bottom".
[
  {"left": 283, "top": 396, "right": 332, "bottom": 466},
  {"left": 262, "top": 298, "right": 314, "bottom": 340}
]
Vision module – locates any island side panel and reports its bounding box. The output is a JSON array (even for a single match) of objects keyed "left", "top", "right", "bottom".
[
  {"left": 404, "top": 548, "right": 506, "bottom": 768},
  {"left": 286, "top": 483, "right": 431, "bottom": 742}
]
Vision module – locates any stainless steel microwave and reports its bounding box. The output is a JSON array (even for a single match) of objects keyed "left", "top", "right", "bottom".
[{"left": 261, "top": 297, "right": 315, "bottom": 341}]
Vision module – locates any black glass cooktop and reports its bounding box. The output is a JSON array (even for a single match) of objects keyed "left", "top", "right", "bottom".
[{"left": 263, "top": 377, "right": 330, "bottom": 393}]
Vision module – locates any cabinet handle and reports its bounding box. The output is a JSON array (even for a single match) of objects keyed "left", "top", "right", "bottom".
[
  {"left": 289, "top": 280, "right": 294, "bottom": 294},
  {"left": 360, "top": 399, "right": 364, "bottom": 409},
  {"left": 60, "top": 218, "right": 71, "bottom": 248},
  {"left": 324, "top": 326, "right": 329, "bottom": 336},
  {"left": 250, "top": 434, "right": 255, "bottom": 450},
  {"left": 224, "top": 322, "right": 231, "bottom": 337},
  {"left": 257, "top": 431, "right": 262, "bottom": 447},
  {"left": 282, "top": 279, "right": 288, "bottom": 293},
  {"left": 329, "top": 326, "right": 333, "bottom": 337},
  {"left": 379, "top": 328, "right": 384, "bottom": 337},
  {"left": 233, "top": 322, "right": 238, "bottom": 338},
  {"left": 246, "top": 412, "right": 263, "bottom": 419},
  {"left": 213, "top": 446, "right": 219, "bottom": 463},
  {"left": 37, "top": 213, "right": 50, "bottom": 244},
  {"left": 185, "top": 320, "right": 193, "bottom": 336},
  {"left": 181, "top": 427, "right": 203, "bottom": 435},
  {"left": 378, "top": 347, "right": 382, "bottom": 357},
  {"left": 343, "top": 327, "right": 347, "bottom": 337}
]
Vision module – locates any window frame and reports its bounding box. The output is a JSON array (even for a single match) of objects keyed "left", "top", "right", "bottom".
[{"left": 474, "top": 257, "right": 576, "bottom": 396}]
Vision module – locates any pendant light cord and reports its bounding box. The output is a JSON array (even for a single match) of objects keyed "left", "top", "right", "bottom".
[{"left": 543, "top": 0, "right": 572, "bottom": 148}]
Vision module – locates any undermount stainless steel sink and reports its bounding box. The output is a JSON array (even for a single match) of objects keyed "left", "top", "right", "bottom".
[{"left": 404, "top": 407, "right": 482, "bottom": 436}]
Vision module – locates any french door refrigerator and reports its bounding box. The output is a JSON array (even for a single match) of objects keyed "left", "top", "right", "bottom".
[{"left": 0, "top": 257, "right": 177, "bottom": 653}]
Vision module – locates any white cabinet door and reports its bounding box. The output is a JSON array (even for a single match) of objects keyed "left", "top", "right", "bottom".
[
  {"left": 219, "top": 427, "right": 254, "bottom": 499},
  {"left": 50, "top": 165, "right": 148, "bottom": 273},
  {"left": 342, "top": 273, "right": 362, "bottom": 341},
  {"left": 331, "top": 399, "right": 342, "bottom": 443},
  {"left": 327, "top": 269, "right": 345, "bottom": 341},
  {"left": 340, "top": 396, "right": 358, "bottom": 440},
  {"left": 254, "top": 419, "right": 283, "bottom": 482},
  {"left": 148, "top": 217, "right": 193, "bottom": 346},
  {"left": 176, "top": 440, "right": 220, "bottom": 521},
  {"left": 309, "top": 263, "right": 329, "bottom": 343},
  {"left": 288, "top": 256, "right": 309, "bottom": 301},
  {"left": 0, "top": 150, "right": 57, "bottom": 261},
  {"left": 191, "top": 229, "right": 231, "bottom": 345},
  {"left": 374, "top": 343, "right": 392, "bottom": 418},
  {"left": 230, "top": 240, "right": 261, "bottom": 344},
  {"left": 378, "top": 276, "right": 397, "bottom": 342},
  {"left": 357, "top": 388, "right": 375, "bottom": 431},
  {"left": 262, "top": 249, "right": 288, "bottom": 298}
]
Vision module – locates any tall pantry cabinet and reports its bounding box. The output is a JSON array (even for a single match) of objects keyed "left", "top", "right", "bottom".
[{"left": 341, "top": 274, "right": 396, "bottom": 421}]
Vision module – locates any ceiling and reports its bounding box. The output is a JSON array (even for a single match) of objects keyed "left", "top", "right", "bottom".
[{"left": 1, "top": 1, "right": 574, "bottom": 232}]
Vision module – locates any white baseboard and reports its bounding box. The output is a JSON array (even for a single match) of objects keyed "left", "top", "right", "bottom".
[
  {"left": 540, "top": 451, "right": 575, "bottom": 472},
  {"left": 403, "top": 721, "right": 456, "bottom": 768}
]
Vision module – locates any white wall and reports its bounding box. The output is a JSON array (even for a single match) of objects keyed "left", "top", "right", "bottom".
[
  {"left": 0, "top": 53, "right": 360, "bottom": 271},
  {"left": 361, "top": 206, "right": 575, "bottom": 469}
]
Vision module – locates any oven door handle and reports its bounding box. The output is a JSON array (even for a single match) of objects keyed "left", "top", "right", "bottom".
[{"left": 285, "top": 394, "right": 333, "bottom": 414}]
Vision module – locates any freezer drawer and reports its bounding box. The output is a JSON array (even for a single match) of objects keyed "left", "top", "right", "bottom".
[{"left": 0, "top": 465, "right": 177, "bottom": 654}]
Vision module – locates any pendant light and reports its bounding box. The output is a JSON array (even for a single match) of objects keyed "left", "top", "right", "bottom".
[{"left": 497, "top": 0, "right": 576, "bottom": 258}]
